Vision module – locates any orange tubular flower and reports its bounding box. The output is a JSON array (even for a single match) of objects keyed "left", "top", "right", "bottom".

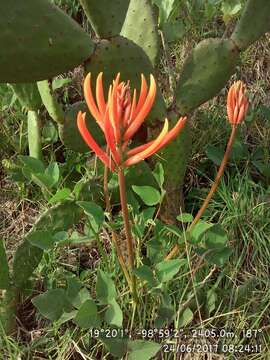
[
  {"left": 227, "top": 81, "right": 249, "bottom": 125},
  {"left": 77, "top": 72, "right": 188, "bottom": 171}
]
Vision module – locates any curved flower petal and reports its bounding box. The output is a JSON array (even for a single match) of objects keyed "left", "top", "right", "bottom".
[
  {"left": 125, "top": 119, "right": 168, "bottom": 166},
  {"left": 96, "top": 72, "right": 106, "bottom": 117},
  {"left": 84, "top": 73, "right": 103, "bottom": 130},
  {"left": 77, "top": 111, "right": 115, "bottom": 171},
  {"left": 127, "top": 116, "right": 187, "bottom": 158},
  {"left": 123, "top": 74, "right": 156, "bottom": 142},
  {"left": 109, "top": 74, "right": 121, "bottom": 143},
  {"left": 157, "top": 116, "right": 188, "bottom": 150},
  {"left": 134, "top": 74, "right": 148, "bottom": 118}
]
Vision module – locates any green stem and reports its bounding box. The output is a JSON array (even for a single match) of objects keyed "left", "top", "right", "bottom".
[
  {"left": 165, "top": 125, "right": 238, "bottom": 260},
  {"left": 117, "top": 167, "right": 138, "bottom": 302},
  {"left": 27, "top": 110, "right": 43, "bottom": 160},
  {"left": 103, "top": 159, "right": 132, "bottom": 289}
]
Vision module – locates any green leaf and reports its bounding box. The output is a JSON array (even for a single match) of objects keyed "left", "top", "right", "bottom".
[
  {"left": 178, "top": 307, "right": 193, "bottom": 327},
  {"left": 49, "top": 188, "right": 71, "bottom": 204},
  {"left": 132, "top": 185, "right": 161, "bottom": 206},
  {"left": 128, "top": 340, "right": 161, "bottom": 360},
  {"left": 71, "top": 288, "right": 91, "bottom": 309},
  {"left": 53, "top": 231, "right": 69, "bottom": 243},
  {"left": 253, "top": 161, "right": 270, "bottom": 179},
  {"left": 31, "top": 173, "right": 56, "bottom": 189},
  {"left": 162, "top": 20, "right": 186, "bottom": 43},
  {"left": 230, "top": 139, "right": 249, "bottom": 162},
  {"left": 27, "top": 230, "right": 55, "bottom": 250},
  {"left": 57, "top": 310, "right": 77, "bottom": 326},
  {"left": 155, "top": 259, "right": 186, "bottom": 282},
  {"left": 45, "top": 162, "right": 59, "bottom": 187},
  {"left": 104, "top": 299, "right": 123, "bottom": 327},
  {"left": 52, "top": 78, "right": 71, "bottom": 91},
  {"left": 152, "top": 0, "right": 176, "bottom": 24},
  {"left": 176, "top": 213, "right": 194, "bottom": 223},
  {"left": 74, "top": 299, "right": 101, "bottom": 329},
  {"left": 96, "top": 270, "right": 117, "bottom": 304},
  {"left": 32, "top": 289, "right": 67, "bottom": 321},
  {"left": 206, "top": 289, "right": 217, "bottom": 316},
  {"left": 65, "top": 277, "right": 82, "bottom": 305},
  {"left": 190, "top": 221, "right": 214, "bottom": 244},
  {"left": 134, "top": 265, "right": 156, "bottom": 287},
  {"left": 153, "top": 163, "right": 164, "bottom": 188},
  {"left": 18, "top": 155, "right": 45, "bottom": 173},
  {"left": 205, "top": 145, "right": 223, "bottom": 166},
  {"left": 77, "top": 201, "right": 104, "bottom": 232},
  {"left": 42, "top": 121, "right": 58, "bottom": 144},
  {"left": 204, "top": 224, "right": 228, "bottom": 249},
  {"left": 101, "top": 336, "right": 128, "bottom": 358},
  {"left": 0, "top": 239, "right": 10, "bottom": 289},
  {"left": 205, "top": 247, "right": 233, "bottom": 267}
]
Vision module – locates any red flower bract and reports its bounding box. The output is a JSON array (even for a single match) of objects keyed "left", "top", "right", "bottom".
[{"left": 77, "top": 72, "right": 188, "bottom": 171}]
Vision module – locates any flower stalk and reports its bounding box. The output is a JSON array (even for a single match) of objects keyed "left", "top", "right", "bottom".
[{"left": 165, "top": 81, "right": 249, "bottom": 261}]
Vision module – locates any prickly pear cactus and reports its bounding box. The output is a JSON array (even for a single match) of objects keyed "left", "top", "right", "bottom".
[
  {"left": 79, "top": 0, "right": 159, "bottom": 65},
  {"left": 120, "top": 0, "right": 159, "bottom": 65},
  {"left": 0, "top": 0, "right": 93, "bottom": 83},
  {"left": 231, "top": 0, "right": 270, "bottom": 50},
  {"left": 175, "top": 38, "right": 239, "bottom": 114},
  {"left": 59, "top": 102, "right": 105, "bottom": 153},
  {"left": 79, "top": 0, "right": 130, "bottom": 37},
  {"left": 37, "top": 80, "right": 65, "bottom": 124},
  {"left": 13, "top": 201, "right": 82, "bottom": 288},
  {"left": 27, "top": 110, "right": 43, "bottom": 160}
]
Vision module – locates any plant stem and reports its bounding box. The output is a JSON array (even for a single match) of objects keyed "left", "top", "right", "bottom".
[
  {"left": 103, "top": 159, "right": 132, "bottom": 290},
  {"left": 165, "top": 125, "right": 238, "bottom": 260},
  {"left": 27, "top": 110, "right": 43, "bottom": 160},
  {"left": 117, "top": 166, "right": 137, "bottom": 302}
]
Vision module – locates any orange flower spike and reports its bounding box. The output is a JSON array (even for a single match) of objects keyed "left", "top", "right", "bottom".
[
  {"left": 125, "top": 119, "right": 169, "bottom": 166},
  {"left": 227, "top": 81, "right": 248, "bottom": 125},
  {"left": 124, "top": 74, "right": 156, "bottom": 142},
  {"left": 83, "top": 73, "right": 103, "bottom": 128},
  {"left": 77, "top": 111, "right": 115, "bottom": 171},
  {"left": 96, "top": 72, "right": 107, "bottom": 116}
]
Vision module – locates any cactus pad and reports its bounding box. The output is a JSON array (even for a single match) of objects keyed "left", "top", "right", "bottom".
[
  {"left": 10, "top": 83, "right": 42, "bottom": 111},
  {"left": 0, "top": 0, "right": 93, "bottom": 83},
  {"left": 59, "top": 102, "right": 106, "bottom": 153},
  {"left": 37, "top": 80, "right": 65, "bottom": 125},
  {"left": 175, "top": 38, "right": 239, "bottom": 114},
  {"left": 85, "top": 36, "right": 166, "bottom": 122},
  {"left": 121, "top": 0, "right": 159, "bottom": 65},
  {"left": 13, "top": 201, "right": 82, "bottom": 288},
  {"left": 231, "top": 0, "right": 270, "bottom": 50},
  {"left": 79, "top": 0, "right": 130, "bottom": 38}
]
